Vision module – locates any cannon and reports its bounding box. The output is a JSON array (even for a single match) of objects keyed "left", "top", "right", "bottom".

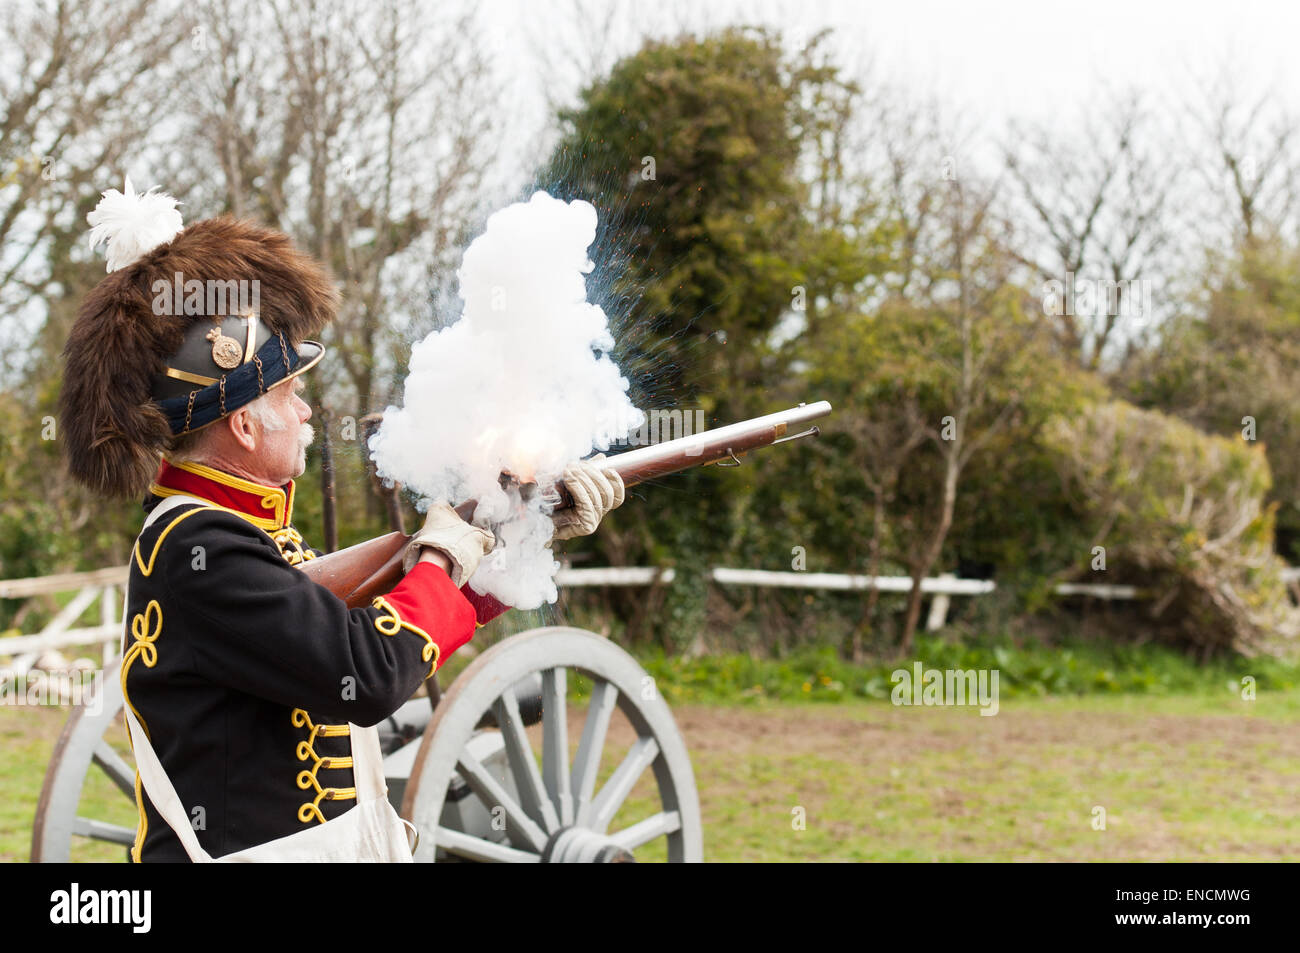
[{"left": 31, "top": 626, "right": 703, "bottom": 863}]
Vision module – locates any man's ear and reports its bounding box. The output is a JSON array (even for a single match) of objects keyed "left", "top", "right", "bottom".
[{"left": 226, "top": 406, "right": 258, "bottom": 453}]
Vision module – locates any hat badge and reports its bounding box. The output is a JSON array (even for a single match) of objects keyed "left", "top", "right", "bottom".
[{"left": 206, "top": 323, "right": 243, "bottom": 370}]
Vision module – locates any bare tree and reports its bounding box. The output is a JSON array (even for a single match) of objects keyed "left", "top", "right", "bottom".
[
  {"left": 163, "top": 0, "right": 502, "bottom": 528},
  {"left": 175, "top": 0, "right": 500, "bottom": 414},
  {"left": 0, "top": 0, "right": 191, "bottom": 380},
  {"left": 822, "top": 396, "right": 926, "bottom": 661},
  {"left": 522, "top": 0, "right": 756, "bottom": 117},
  {"left": 1002, "top": 91, "right": 1177, "bottom": 372},
  {"left": 896, "top": 177, "right": 1028, "bottom": 653},
  {"left": 1182, "top": 68, "right": 1299, "bottom": 250}
]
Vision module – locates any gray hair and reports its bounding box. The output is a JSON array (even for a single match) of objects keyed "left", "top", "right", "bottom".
[
  {"left": 165, "top": 392, "right": 286, "bottom": 465},
  {"left": 243, "top": 392, "right": 289, "bottom": 433}
]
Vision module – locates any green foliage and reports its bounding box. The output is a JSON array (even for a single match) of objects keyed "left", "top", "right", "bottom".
[
  {"left": 631, "top": 634, "right": 1300, "bottom": 705},
  {"left": 0, "top": 383, "right": 140, "bottom": 626},
  {"left": 542, "top": 28, "right": 890, "bottom": 629},
  {"left": 743, "top": 273, "right": 1110, "bottom": 644},
  {"left": 948, "top": 359, "right": 1108, "bottom": 584},
  {"left": 1124, "top": 239, "right": 1300, "bottom": 561},
  {"left": 7, "top": 22, "right": 1300, "bottom": 670},
  {"left": 541, "top": 26, "right": 873, "bottom": 420}
]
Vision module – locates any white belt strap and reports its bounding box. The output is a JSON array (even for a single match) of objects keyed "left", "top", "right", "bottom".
[
  {"left": 125, "top": 701, "right": 382, "bottom": 862},
  {"left": 124, "top": 708, "right": 216, "bottom": 861}
]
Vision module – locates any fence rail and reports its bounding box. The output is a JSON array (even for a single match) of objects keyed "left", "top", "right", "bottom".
[
  {"left": 1, "top": 560, "right": 1180, "bottom": 667},
  {"left": 0, "top": 572, "right": 123, "bottom": 681},
  {"left": 0, "top": 566, "right": 128, "bottom": 599}
]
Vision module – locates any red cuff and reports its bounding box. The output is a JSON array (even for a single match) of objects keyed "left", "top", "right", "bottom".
[
  {"left": 461, "top": 584, "right": 511, "bottom": 626},
  {"left": 380, "top": 562, "right": 479, "bottom": 664}
]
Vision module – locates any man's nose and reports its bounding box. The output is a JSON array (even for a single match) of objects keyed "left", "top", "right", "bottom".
[{"left": 295, "top": 395, "right": 312, "bottom": 423}]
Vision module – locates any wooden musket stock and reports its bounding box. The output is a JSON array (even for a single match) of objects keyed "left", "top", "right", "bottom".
[{"left": 301, "top": 401, "right": 832, "bottom": 607}]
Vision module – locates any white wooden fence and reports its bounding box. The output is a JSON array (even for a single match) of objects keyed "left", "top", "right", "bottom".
[
  {"left": 0, "top": 561, "right": 1165, "bottom": 671},
  {"left": 0, "top": 567, "right": 127, "bottom": 679}
]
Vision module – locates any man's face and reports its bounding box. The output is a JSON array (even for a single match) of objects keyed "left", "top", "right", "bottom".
[{"left": 258, "top": 377, "right": 314, "bottom": 485}]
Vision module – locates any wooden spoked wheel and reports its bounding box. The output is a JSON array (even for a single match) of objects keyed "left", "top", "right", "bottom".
[
  {"left": 401, "top": 626, "right": 703, "bottom": 862},
  {"left": 31, "top": 657, "right": 138, "bottom": 861}
]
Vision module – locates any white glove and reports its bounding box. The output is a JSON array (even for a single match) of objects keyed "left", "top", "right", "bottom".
[
  {"left": 404, "top": 502, "right": 496, "bottom": 586},
  {"left": 551, "top": 456, "right": 625, "bottom": 541}
]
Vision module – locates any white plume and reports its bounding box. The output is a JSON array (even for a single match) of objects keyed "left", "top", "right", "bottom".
[{"left": 87, "top": 176, "right": 184, "bottom": 272}]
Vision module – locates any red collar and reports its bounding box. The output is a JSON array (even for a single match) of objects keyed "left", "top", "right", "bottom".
[{"left": 151, "top": 460, "right": 296, "bottom": 532}]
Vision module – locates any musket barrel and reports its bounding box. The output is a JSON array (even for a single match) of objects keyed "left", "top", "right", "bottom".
[
  {"left": 603, "top": 401, "right": 832, "bottom": 487},
  {"left": 303, "top": 401, "right": 832, "bottom": 605}
]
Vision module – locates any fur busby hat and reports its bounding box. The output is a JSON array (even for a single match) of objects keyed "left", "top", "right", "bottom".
[{"left": 60, "top": 179, "right": 339, "bottom": 498}]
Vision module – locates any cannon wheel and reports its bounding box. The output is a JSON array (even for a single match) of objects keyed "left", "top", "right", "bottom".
[
  {"left": 402, "top": 626, "right": 703, "bottom": 862},
  {"left": 31, "top": 657, "right": 138, "bottom": 861}
]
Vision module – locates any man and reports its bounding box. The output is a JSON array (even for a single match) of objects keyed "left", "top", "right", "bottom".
[{"left": 60, "top": 183, "right": 623, "bottom": 861}]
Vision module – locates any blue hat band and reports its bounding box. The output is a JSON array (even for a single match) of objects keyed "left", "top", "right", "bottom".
[{"left": 157, "top": 332, "right": 303, "bottom": 435}]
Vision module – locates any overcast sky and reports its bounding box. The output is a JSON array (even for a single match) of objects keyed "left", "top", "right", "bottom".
[
  {"left": 800, "top": 0, "right": 1297, "bottom": 122},
  {"left": 481, "top": 0, "right": 1298, "bottom": 175}
]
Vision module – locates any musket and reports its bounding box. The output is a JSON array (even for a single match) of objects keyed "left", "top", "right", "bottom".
[{"left": 301, "top": 401, "right": 832, "bottom": 607}]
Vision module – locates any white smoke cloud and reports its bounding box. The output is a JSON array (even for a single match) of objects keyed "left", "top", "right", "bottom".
[{"left": 370, "top": 191, "right": 644, "bottom": 609}]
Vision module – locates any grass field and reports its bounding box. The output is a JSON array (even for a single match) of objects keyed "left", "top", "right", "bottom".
[{"left": 4, "top": 688, "right": 1298, "bottom": 862}]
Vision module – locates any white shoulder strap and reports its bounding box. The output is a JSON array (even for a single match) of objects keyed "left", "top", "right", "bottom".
[
  {"left": 120, "top": 494, "right": 208, "bottom": 660},
  {"left": 143, "top": 493, "right": 208, "bottom": 529}
]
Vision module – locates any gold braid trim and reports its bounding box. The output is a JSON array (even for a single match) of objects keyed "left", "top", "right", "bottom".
[
  {"left": 132, "top": 507, "right": 214, "bottom": 577},
  {"left": 123, "top": 503, "right": 204, "bottom": 858},
  {"left": 122, "top": 600, "right": 162, "bottom": 732},
  {"left": 371, "top": 596, "right": 440, "bottom": 678},
  {"left": 130, "top": 775, "right": 148, "bottom": 864},
  {"left": 271, "top": 526, "right": 316, "bottom": 566},
  {"left": 165, "top": 461, "right": 289, "bottom": 529},
  {"left": 121, "top": 599, "right": 163, "bottom": 863},
  {"left": 290, "top": 708, "right": 355, "bottom": 825}
]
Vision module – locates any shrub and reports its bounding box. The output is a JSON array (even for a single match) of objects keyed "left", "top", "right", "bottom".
[{"left": 1043, "top": 400, "right": 1299, "bottom": 657}]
